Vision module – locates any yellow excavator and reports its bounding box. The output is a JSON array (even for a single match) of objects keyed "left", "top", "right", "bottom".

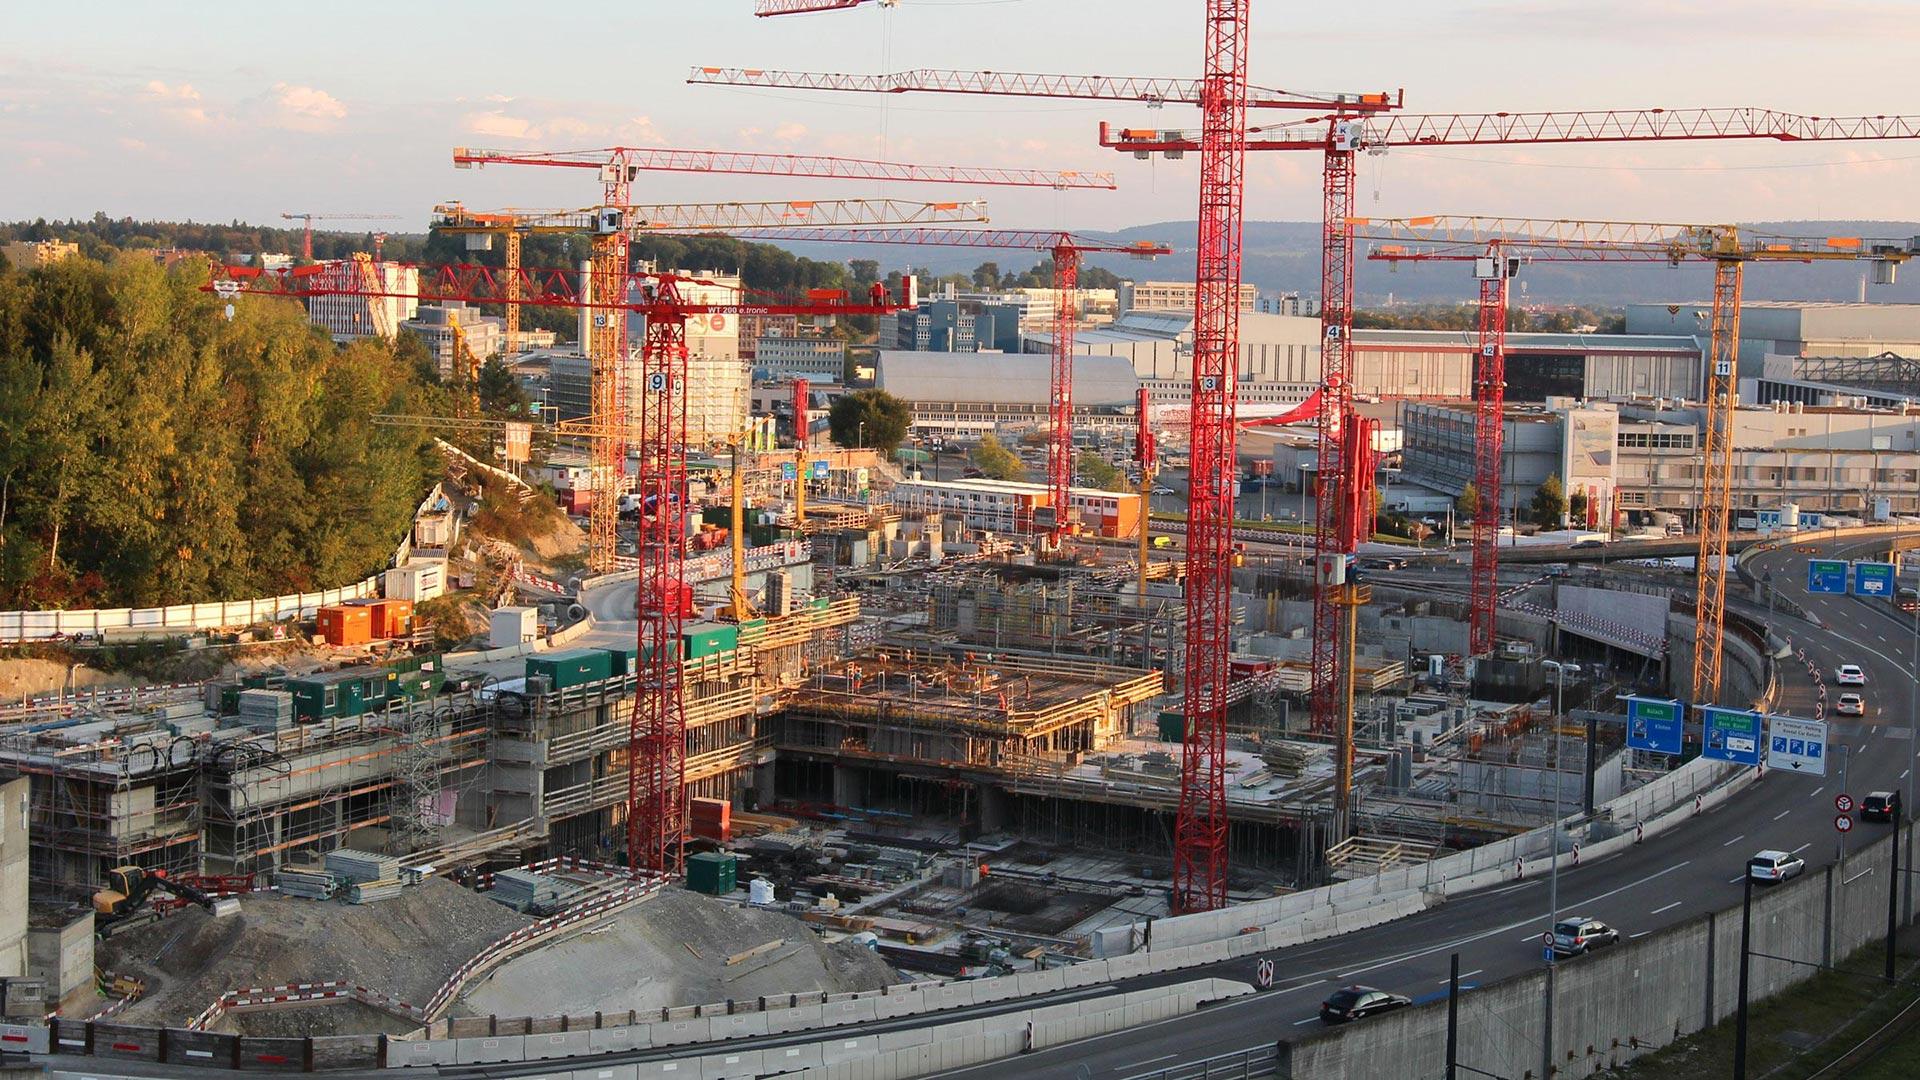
[{"left": 92, "top": 866, "right": 239, "bottom": 937}]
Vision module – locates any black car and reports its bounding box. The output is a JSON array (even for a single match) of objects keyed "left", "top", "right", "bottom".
[
  {"left": 1864, "top": 791, "right": 1902, "bottom": 823},
  {"left": 1320, "top": 985, "right": 1413, "bottom": 1024}
]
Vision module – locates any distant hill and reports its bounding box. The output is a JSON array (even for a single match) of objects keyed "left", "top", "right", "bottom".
[{"left": 762, "top": 219, "right": 1920, "bottom": 308}]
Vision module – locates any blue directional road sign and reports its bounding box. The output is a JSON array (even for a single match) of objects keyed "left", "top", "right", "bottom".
[
  {"left": 1807, "top": 559, "right": 1848, "bottom": 594},
  {"left": 1701, "top": 707, "right": 1764, "bottom": 766},
  {"left": 1767, "top": 715, "right": 1828, "bottom": 776},
  {"left": 1854, "top": 561, "right": 1896, "bottom": 598},
  {"left": 1626, "top": 697, "right": 1685, "bottom": 756},
  {"left": 810, "top": 460, "right": 831, "bottom": 480},
  {"left": 780, "top": 461, "right": 798, "bottom": 481}
]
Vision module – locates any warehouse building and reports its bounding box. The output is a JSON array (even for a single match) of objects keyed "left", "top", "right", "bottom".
[
  {"left": 875, "top": 350, "right": 1140, "bottom": 436},
  {"left": 1627, "top": 301, "right": 1920, "bottom": 371}
]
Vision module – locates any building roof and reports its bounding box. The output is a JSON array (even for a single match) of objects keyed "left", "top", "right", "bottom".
[
  {"left": 877, "top": 351, "right": 1139, "bottom": 406},
  {"left": 1351, "top": 329, "right": 1701, "bottom": 352}
]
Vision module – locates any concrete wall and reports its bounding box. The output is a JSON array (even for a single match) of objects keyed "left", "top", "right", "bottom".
[
  {"left": 26, "top": 911, "right": 92, "bottom": 1013},
  {"left": 0, "top": 778, "right": 26, "bottom": 979},
  {"left": 1281, "top": 827, "right": 1913, "bottom": 1079}
]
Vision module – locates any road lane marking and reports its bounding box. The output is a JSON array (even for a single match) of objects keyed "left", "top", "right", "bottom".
[
  {"left": 1811, "top": 787, "right": 1826, "bottom": 798},
  {"left": 1340, "top": 862, "right": 1691, "bottom": 980},
  {"left": 1631, "top": 931, "right": 1653, "bottom": 938},
  {"left": 1792, "top": 843, "right": 1813, "bottom": 855},
  {"left": 1652, "top": 901, "right": 1683, "bottom": 914},
  {"left": 1774, "top": 810, "right": 1793, "bottom": 821},
  {"left": 1722, "top": 834, "right": 1747, "bottom": 847},
  {"left": 1905, "top": 770, "right": 1912, "bottom": 780},
  {"left": 1437, "top": 969, "right": 1484, "bottom": 985},
  {"left": 1728, "top": 876, "right": 1745, "bottom": 883},
  {"left": 1292, "top": 1017, "right": 1319, "bottom": 1026}
]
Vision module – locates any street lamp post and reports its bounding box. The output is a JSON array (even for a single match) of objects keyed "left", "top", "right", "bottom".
[{"left": 1540, "top": 659, "right": 1579, "bottom": 1080}]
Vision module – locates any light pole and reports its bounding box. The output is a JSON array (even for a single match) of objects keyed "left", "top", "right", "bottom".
[
  {"left": 857, "top": 420, "right": 865, "bottom": 451},
  {"left": 1540, "top": 658, "right": 1579, "bottom": 1080}
]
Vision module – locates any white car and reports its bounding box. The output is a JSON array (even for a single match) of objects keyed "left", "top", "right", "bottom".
[
  {"left": 1748, "top": 849, "right": 1806, "bottom": 884},
  {"left": 1835, "top": 664, "right": 1867, "bottom": 686},
  {"left": 1151, "top": 486, "right": 1176, "bottom": 497},
  {"left": 1837, "top": 692, "right": 1865, "bottom": 716}
]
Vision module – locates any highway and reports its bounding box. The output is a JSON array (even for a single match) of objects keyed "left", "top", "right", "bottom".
[{"left": 934, "top": 530, "right": 1920, "bottom": 1078}]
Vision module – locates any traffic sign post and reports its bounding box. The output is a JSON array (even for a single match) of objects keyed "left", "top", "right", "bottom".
[
  {"left": 1767, "top": 715, "right": 1829, "bottom": 776},
  {"left": 1702, "top": 707, "right": 1764, "bottom": 766},
  {"left": 1853, "top": 561, "right": 1896, "bottom": 598},
  {"left": 1626, "top": 697, "right": 1685, "bottom": 756},
  {"left": 1807, "top": 559, "right": 1849, "bottom": 594}
]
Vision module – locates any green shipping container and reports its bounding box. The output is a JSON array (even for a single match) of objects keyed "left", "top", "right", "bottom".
[
  {"left": 1157, "top": 710, "right": 1185, "bottom": 743},
  {"left": 681, "top": 621, "right": 739, "bottom": 660},
  {"left": 685, "top": 852, "right": 738, "bottom": 895},
  {"left": 809, "top": 597, "right": 831, "bottom": 613},
  {"left": 288, "top": 667, "right": 391, "bottom": 721},
  {"left": 601, "top": 646, "right": 641, "bottom": 677},
  {"left": 526, "top": 648, "right": 614, "bottom": 690}
]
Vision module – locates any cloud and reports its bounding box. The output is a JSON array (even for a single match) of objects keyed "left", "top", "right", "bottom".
[
  {"left": 143, "top": 80, "right": 210, "bottom": 125},
  {"left": 268, "top": 82, "right": 346, "bottom": 131},
  {"left": 773, "top": 122, "right": 808, "bottom": 142},
  {"left": 463, "top": 110, "right": 540, "bottom": 141}
]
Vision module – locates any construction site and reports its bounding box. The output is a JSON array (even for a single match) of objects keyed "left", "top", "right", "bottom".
[{"left": 5, "top": 6, "right": 1920, "bottom": 1078}]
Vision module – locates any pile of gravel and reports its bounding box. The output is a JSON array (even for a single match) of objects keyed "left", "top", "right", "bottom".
[{"left": 101, "top": 878, "right": 532, "bottom": 1033}]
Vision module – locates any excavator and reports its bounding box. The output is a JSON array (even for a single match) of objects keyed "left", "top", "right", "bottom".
[{"left": 92, "top": 866, "right": 240, "bottom": 938}]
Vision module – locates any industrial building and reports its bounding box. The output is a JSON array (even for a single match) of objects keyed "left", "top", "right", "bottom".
[
  {"left": 875, "top": 351, "right": 1140, "bottom": 436},
  {"left": 879, "top": 288, "right": 1055, "bottom": 353},
  {"left": 401, "top": 302, "right": 505, "bottom": 381},
  {"left": 753, "top": 334, "right": 848, "bottom": 380},
  {"left": 1399, "top": 397, "right": 1920, "bottom": 523},
  {"left": 306, "top": 259, "right": 420, "bottom": 341},
  {"left": 1628, "top": 300, "right": 1920, "bottom": 370},
  {"left": 891, "top": 476, "right": 1145, "bottom": 538},
  {"left": 1119, "top": 278, "right": 1257, "bottom": 314}
]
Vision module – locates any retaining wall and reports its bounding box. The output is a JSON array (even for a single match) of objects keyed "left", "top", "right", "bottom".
[{"left": 1280, "top": 826, "right": 1915, "bottom": 1079}]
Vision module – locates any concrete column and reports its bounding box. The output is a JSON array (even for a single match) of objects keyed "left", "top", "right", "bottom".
[
  {"left": 753, "top": 762, "right": 777, "bottom": 810},
  {"left": 977, "top": 784, "right": 1009, "bottom": 833},
  {"left": 831, "top": 765, "right": 859, "bottom": 809}
]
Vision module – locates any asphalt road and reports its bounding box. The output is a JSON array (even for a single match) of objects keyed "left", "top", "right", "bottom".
[{"left": 39, "top": 532, "right": 1918, "bottom": 1080}]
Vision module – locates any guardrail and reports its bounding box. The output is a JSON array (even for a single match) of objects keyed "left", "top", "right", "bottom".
[{"left": 1122, "top": 1043, "right": 1280, "bottom": 1080}]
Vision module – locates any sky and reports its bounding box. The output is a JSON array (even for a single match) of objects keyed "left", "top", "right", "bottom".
[{"left": 5, "top": 1, "right": 1920, "bottom": 247}]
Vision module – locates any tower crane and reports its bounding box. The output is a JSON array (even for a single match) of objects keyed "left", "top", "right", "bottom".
[
  {"left": 1102, "top": 106, "right": 1920, "bottom": 754},
  {"left": 754, "top": 0, "right": 893, "bottom": 13},
  {"left": 280, "top": 212, "right": 402, "bottom": 262},
  {"left": 208, "top": 258, "right": 915, "bottom": 875},
  {"left": 688, "top": 67, "right": 1400, "bottom": 113},
  {"left": 1361, "top": 216, "right": 1917, "bottom": 700},
  {"left": 702, "top": 226, "right": 1172, "bottom": 547}
]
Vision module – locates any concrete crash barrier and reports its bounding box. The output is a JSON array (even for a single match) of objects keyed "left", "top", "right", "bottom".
[
  {"left": 386, "top": 1037, "right": 457, "bottom": 1068},
  {"left": 0, "top": 1024, "right": 49, "bottom": 1055},
  {"left": 455, "top": 1034, "right": 526, "bottom": 1064},
  {"left": 164, "top": 1027, "right": 238, "bottom": 1068},
  {"left": 525, "top": 1030, "right": 593, "bottom": 1060},
  {"left": 310, "top": 1034, "right": 380, "bottom": 1070}
]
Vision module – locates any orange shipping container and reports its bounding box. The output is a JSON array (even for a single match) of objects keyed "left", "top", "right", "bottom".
[
  {"left": 366, "top": 598, "right": 413, "bottom": 639},
  {"left": 316, "top": 605, "right": 373, "bottom": 647}
]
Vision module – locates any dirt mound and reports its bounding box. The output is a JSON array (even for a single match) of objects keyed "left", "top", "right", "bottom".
[
  {"left": 455, "top": 888, "right": 897, "bottom": 1020},
  {"left": 100, "top": 878, "right": 531, "bottom": 1032},
  {"left": 0, "top": 657, "right": 137, "bottom": 704}
]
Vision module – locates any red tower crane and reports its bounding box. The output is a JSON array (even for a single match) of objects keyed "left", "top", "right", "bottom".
[
  {"left": 754, "top": 0, "right": 890, "bottom": 14},
  {"left": 208, "top": 260, "right": 914, "bottom": 874},
  {"left": 708, "top": 226, "right": 1171, "bottom": 545},
  {"left": 280, "top": 212, "right": 402, "bottom": 261},
  {"left": 1102, "top": 106, "right": 1920, "bottom": 738},
  {"left": 453, "top": 145, "right": 1114, "bottom": 190}
]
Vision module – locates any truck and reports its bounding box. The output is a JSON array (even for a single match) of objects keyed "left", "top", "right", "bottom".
[{"left": 1387, "top": 493, "right": 1456, "bottom": 515}]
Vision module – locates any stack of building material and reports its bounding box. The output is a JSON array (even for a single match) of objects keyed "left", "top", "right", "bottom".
[
  {"left": 485, "top": 869, "right": 576, "bottom": 913},
  {"left": 274, "top": 865, "right": 338, "bottom": 900},
  {"left": 348, "top": 878, "right": 404, "bottom": 904},
  {"left": 690, "top": 797, "right": 732, "bottom": 842},
  {"left": 1261, "top": 743, "right": 1316, "bottom": 779},
  {"left": 236, "top": 690, "right": 295, "bottom": 732},
  {"left": 324, "top": 849, "right": 400, "bottom": 885}
]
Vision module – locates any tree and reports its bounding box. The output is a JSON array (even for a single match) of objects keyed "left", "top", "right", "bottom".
[
  {"left": 1456, "top": 482, "right": 1481, "bottom": 520},
  {"left": 849, "top": 259, "right": 880, "bottom": 286},
  {"left": 828, "top": 388, "right": 912, "bottom": 454},
  {"left": 1076, "top": 451, "right": 1121, "bottom": 490},
  {"left": 971, "top": 262, "right": 1002, "bottom": 290},
  {"left": 1531, "top": 474, "right": 1568, "bottom": 528},
  {"left": 1568, "top": 489, "right": 1590, "bottom": 525},
  {"left": 971, "top": 434, "right": 1025, "bottom": 480},
  {"left": 477, "top": 357, "right": 531, "bottom": 416}
]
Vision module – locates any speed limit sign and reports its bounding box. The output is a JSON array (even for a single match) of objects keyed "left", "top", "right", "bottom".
[
  {"left": 1255, "top": 958, "right": 1275, "bottom": 989},
  {"left": 1837, "top": 813, "right": 1855, "bottom": 833},
  {"left": 1836, "top": 793, "right": 1855, "bottom": 814}
]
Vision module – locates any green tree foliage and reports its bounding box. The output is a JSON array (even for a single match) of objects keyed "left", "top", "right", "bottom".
[
  {"left": 477, "top": 358, "right": 531, "bottom": 415},
  {"left": 1352, "top": 303, "right": 1625, "bottom": 334},
  {"left": 1076, "top": 451, "right": 1121, "bottom": 490},
  {"left": 1530, "top": 474, "right": 1569, "bottom": 528},
  {"left": 828, "top": 389, "right": 912, "bottom": 454},
  {"left": 971, "top": 434, "right": 1025, "bottom": 481},
  {"left": 0, "top": 254, "right": 439, "bottom": 608},
  {"left": 1456, "top": 482, "right": 1481, "bottom": 519}
]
